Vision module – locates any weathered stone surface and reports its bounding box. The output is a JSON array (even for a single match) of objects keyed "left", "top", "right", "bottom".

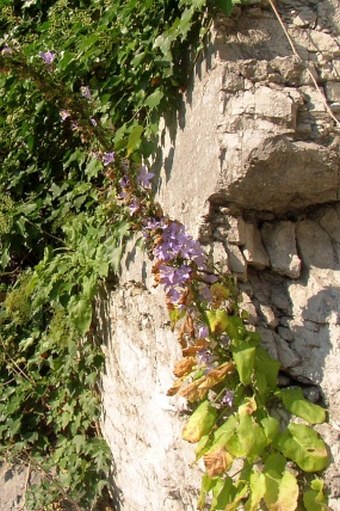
[
  {"left": 99, "top": 282, "right": 202, "bottom": 511},
  {"left": 261, "top": 221, "right": 301, "bottom": 278},
  {"left": 224, "top": 243, "right": 247, "bottom": 278},
  {"left": 296, "top": 219, "right": 337, "bottom": 269},
  {"left": 242, "top": 222, "right": 269, "bottom": 270}
]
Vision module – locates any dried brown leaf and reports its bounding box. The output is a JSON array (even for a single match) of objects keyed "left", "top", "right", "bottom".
[
  {"left": 204, "top": 447, "right": 233, "bottom": 477},
  {"left": 173, "top": 357, "right": 197, "bottom": 377}
]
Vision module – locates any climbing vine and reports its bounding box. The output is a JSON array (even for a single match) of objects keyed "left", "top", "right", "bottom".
[{"left": 0, "top": 0, "right": 332, "bottom": 510}]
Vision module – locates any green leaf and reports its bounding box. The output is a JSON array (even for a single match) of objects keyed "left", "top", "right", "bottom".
[
  {"left": 303, "top": 479, "right": 329, "bottom": 511},
  {"left": 232, "top": 343, "right": 256, "bottom": 385},
  {"left": 254, "top": 347, "right": 280, "bottom": 390},
  {"left": 277, "top": 388, "right": 326, "bottom": 424},
  {"left": 85, "top": 158, "right": 102, "bottom": 179},
  {"left": 182, "top": 399, "right": 217, "bottom": 443},
  {"left": 206, "top": 309, "right": 229, "bottom": 334},
  {"left": 261, "top": 416, "right": 280, "bottom": 446},
  {"left": 213, "top": 0, "right": 235, "bottom": 16},
  {"left": 144, "top": 90, "right": 164, "bottom": 110},
  {"left": 245, "top": 470, "right": 266, "bottom": 511},
  {"left": 68, "top": 295, "right": 93, "bottom": 335},
  {"left": 263, "top": 468, "right": 299, "bottom": 511},
  {"left": 276, "top": 423, "right": 330, "bottom": 472},
  {"left": 197, "top": 474, "right": 216, "bottom": 510},
  {"left": 127, "top": 123, "right": 144, "bottom": 155}
]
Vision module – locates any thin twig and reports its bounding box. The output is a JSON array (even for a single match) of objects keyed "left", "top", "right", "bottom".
[{"left": 268, "top": 0, "right": 340, "bottom": 129}]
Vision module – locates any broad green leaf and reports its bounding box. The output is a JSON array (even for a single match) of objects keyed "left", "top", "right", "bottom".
[
  {"left": 232, "top": 343, "right": 256, "bottom": 385},
  {"left": 261, "top": 416, "right": 280, "bottom": 446},
  {"left": 211, "top": 477, "right": 234, "bottom": 509},
  {"left": 303, "top": 479, "right": 329, "bottom": 511},
  {"left": 264, "top": 469, "right": 299, "bottom": 511},
  {"left": 197, "top": 474, "right": 216, "bottom": 510},
  {"left": 255, "top": 347, "right": 280, "bottom": 390},
  {"left": 276, "top": 423, "right": 330, "bottom": 472},
  {"left": 182, "top": 399, "right": 217, "bottom": 443},
  {"left": 245, "top": 470, "right": 266, "bottom": 511},
  {"left": 277, "top": 388, "right": 326, "bottom": 424}
]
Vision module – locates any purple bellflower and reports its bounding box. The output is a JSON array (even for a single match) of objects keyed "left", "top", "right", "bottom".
[
  {"left": 39, "top": 51, "right": 56, "bottom": 65},
  {"left": 137, "top": 165, "right": 154, "bottom": 188},
  {"left": 102, "top": 152, "right": 115, "bottom": 166}
]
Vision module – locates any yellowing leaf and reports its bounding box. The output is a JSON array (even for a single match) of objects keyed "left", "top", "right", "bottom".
[
  {"left": 277, "top": 388, "right": 326, "bottom": 424},
  {"left": 276, "top": 423, "right": 330, "bottom": 473},
  {"left": 232, "top": 343, "right": 256, "bottom": 385},
  {"left": 206, "top": 309, "right": 229, "bottom": 334},
  {"left": 245, "top": 470, "right": 266, "bottom": 511},
  {"left": 264, "top": 470, "right": 299, "bottom": 511},
  {"left": 182, "top": 400, "right": 217, "bottom": 443}
]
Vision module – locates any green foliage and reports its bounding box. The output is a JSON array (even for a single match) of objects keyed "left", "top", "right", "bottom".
[{"left": 172, "top": 279, "right": 330, "bottom": 510}]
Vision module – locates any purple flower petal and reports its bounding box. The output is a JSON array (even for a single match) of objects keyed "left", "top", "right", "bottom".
[
  {"left": 137, "top": 165, "right": 154, "bottom": 188},
  {"left": 102, "top": 152, "right": 115, "bottom": 166},
  {"left": 39, "top": 51, "right": 56, "bottom": 64}
]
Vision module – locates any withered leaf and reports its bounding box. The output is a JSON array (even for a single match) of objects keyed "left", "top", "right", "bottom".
[
  {"left": 179, "top": 376, "right": 209, "bottom": 402},
  {"left": 204, "top": 447, "right": 233, "bottom": 477},
  {"left": 173, "top": 357, "right": 197, "bottom": 377},
  {"left": 182, "top": 339, "right": 209, "bottom": 356},
  {"left": 179, "top": 362, "right": 235, "bottom": 402},
  {"left": 201, "top": 362, "right": 235, "bottom": 389},
  {"left": 167, "top": 378, "right": 183, "bottom": 396}
]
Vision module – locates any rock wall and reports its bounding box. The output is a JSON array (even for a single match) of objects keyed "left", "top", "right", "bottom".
[{"left": 101, "top": 1, "right": 340, "bottom": 510}]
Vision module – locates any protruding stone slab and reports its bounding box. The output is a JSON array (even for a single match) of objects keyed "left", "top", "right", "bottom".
[
  {"left": 242, "top": 222, "right": 270, "bottom": 270},
  {"left": 261, "top": 221, "right": 301, "bottom": 278}
]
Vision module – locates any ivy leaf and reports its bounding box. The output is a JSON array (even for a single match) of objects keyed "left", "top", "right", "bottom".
[
  {"left": 144, "top": 90, "right": 164, "bottom": 109},
  {"left": 68, "top": 295, "right": 93, "bottom": 335},
  {"left": 276, "top": 423, "right": 330, "bottom": 473},
  {"left": 213, "top": 0, "right": 235, "bottom": 16},
  {"left": 277, "top": 388, "right": 326, "bottom": 424},
  {"left": 182, "top": 399, "right": 217, "bottom": 443},
  {"left": 127, "top": 123, "right": 144, "bottom": 155}
]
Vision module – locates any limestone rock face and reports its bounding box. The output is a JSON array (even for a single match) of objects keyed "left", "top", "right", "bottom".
[{"left": 101, "top": 1, "right": 340, "bottom": 510}]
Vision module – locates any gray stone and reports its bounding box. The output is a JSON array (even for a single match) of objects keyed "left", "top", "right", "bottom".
[
  {"left": 259, "top": 304, "right": 279, "bottom": 329},
  {"left": 242, "top": 222, "right": 270, "bottom": 269},
  {"left": 225, "top": 216, "right": 246, "bottom": 245},
  {"left": 296, "top": 219, "right": 336, "bottom": 269},
  {"left": 275, "top": 337, "right": 302, "bottom": 369},
  {"left": 261, "top": 221, "right": 301, "bottom": 278},
  {"left": 225, "top": 243, "right": 247, "bottom": 279}
]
